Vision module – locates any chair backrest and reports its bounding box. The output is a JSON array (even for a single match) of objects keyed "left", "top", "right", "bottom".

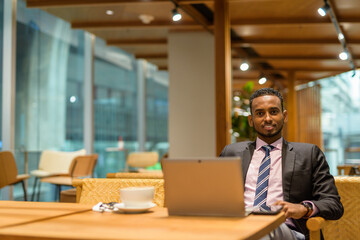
[
  {"left": 336, "top": 165, "right": 357, "bottom": 175},
  {"left": 73, "top": 178, "right": 164, "bottom": 207},
  {"left": 38, "top": 149, "right": 86, "bottom": 174},
  {"left": 69, "top": 154, "right": 98, "bottom": 178},
  {"left": 0, "top": 151, "right": 19, "bottom": 189},
  {"left": 127, "top": 152, "right": 159, "bottom": 168},
  {"left": 107, "top": 172, "right": 163, "bottom": 179},
  {"left": 322, "top": 176, "right": 360, "bottom": 239}
]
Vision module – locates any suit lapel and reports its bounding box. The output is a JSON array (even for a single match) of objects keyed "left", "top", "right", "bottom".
[
  {"left": 242, "top": 141, "right": 255, "bottom": 182},
  {"left": 282, "top": 140, "right": 295, "bottom": 201}
]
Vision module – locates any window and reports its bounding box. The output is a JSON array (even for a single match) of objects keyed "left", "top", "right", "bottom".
[
  {"left": 319, "top": 70, "right": 360, "bottom": 175},
  {"left": 146, "top": 67, "right": 169, "bottom": 159},
  {"left": 13, "top": 0, "right": 85, "bottom": 200},
  {"left": 93, "top": 39, "right": 138, "bottom": 177}
]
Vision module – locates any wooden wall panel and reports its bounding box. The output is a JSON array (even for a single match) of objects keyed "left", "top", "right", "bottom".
[
  {"left": 296, "top": 85, "right": 323, "bottom": 150},
  {"left": 286, "top": 72, "right": 298, "bottom": 142}
]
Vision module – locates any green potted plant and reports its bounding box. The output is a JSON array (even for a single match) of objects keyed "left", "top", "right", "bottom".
[{"left": 232, "top": 81, "right": 256, "bottom": 142}]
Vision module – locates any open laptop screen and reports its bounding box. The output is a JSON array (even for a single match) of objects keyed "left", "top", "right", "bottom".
[{"left": 162, "top": 157, "right": 245, "bottom": 217}]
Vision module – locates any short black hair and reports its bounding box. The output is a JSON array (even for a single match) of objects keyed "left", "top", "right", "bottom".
[{"left": 249, "top": 88, "right": 284, "bottom": 113}]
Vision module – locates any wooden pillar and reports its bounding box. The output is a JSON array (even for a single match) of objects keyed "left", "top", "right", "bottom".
[
  {"left": 286, "top": 71, "right": 298, "bottom": 142},
  {"left": 215, "top": 0, "right": 231, "bottom": 155}
]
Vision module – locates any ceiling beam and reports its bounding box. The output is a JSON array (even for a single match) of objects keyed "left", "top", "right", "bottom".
[
  {"left": 135, "top": 53, "right": 168, "bottom": 59},
  {"left": 26, "top": 0, "right": 171, "bottom": 8},
  {"left": 71, "top": 21, "right": 202, "bottom": 30},
  {"left": 232, "top": 39, "right": 360, "bottom": 47},
  {"left": 26, "top": 0, "right": 256, "bottom": 7},
  {"left": 107, "top": 39, "right": 167, "bottom": 46},
  {"left": 112, "top": 50, "right": 356, "bottom": 62},
  {"left": 232, "top": 78, "right": 258, "bottom": 81},
  {"left": 174, "top": 0, "right": 213, "bottom": 33},
  {"left": 233, "top": 55, "right": 360, "bottom": 61},
  {"left": 157, "top": 66, "right": 168, "bottom": 71},
  {"left": 232, "top": 67, "right": 348, "bottom": 73},
  {"left": 268, "top": 68, "right": 347, "bottom": 73},
  {"left": 231, "top": 17, "right": 360, "bottom": 26},
  {"left": 178, "top": 0, "right": 213, "bottom": 3},
  {"left": 233, "top": 77, "right": 318, "bottom": 82}
]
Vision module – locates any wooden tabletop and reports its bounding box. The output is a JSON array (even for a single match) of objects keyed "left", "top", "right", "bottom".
[
  {"left": 0, "top": 201, "right": 92, "bottom": 228},
  {"left": 0, "top": 202, "right": 285, "bottom": 240}
]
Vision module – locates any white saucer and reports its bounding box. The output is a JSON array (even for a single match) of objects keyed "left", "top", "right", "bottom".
[{"left": 113, "top": 202, "right": 157, "bottom": 213}]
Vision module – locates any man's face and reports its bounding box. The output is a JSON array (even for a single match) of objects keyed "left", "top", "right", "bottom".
[{"left": 248, "top": 95, "right": 287, "bottom": 144}]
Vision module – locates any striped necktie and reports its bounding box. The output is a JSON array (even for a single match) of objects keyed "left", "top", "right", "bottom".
[{"left": 253, "top": 145, "right": 275, "bottom": 211}]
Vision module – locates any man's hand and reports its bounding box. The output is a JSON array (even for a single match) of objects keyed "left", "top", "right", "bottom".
[{"left": 274, "top": 200, "right": 307, "bottom": 219}]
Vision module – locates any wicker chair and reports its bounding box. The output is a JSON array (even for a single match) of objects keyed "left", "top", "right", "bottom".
[
  {"left": 106, "top": 172, "right": 163, "bottom": 179},
  {"left": 306, "top": 176, "right": 360, "bottom": 240},
  {"left": 72, "top": 178, "right": 165, "bottom": 207},
  {"left": 61, "top": 170, "right": 162, "bottom": 203}
]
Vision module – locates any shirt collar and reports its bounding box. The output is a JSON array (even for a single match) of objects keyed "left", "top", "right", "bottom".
[{"left": 255, "top": 137, "right": 283, "bottom": 151}]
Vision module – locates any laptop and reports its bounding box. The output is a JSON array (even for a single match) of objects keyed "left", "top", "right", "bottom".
[{"left": 162, "top": 157, "right": 245, "bottom": 217}]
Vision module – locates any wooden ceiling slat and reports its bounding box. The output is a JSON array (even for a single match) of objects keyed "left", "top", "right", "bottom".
[
  {"left": 26, "top": 0, "right": 170, "bottom": 8},
  {"left": 107, "top": 39, "right": 167, "bottom": 46},
  {"left": 27, "top": 0, "right": 360, "bottom": 85},
  {"left": 175, "top": 1, "right": 213, "bottom": 33},
  {"left": 234, "top": 56, "right": 360, "bottom": 61},
  {"left": 157, "top": 66, "right": 168, "bottom": 71},
  {"left": 26, "top": 0, "right": 215, "bottom": 8},
  {"left": 232, "top": 79, "right": 317, "bottom": 87},
  {"left": 232, "top": 67, "right": 349, "bottom": 72},
  {"left": 231, "top": 17, "right": 360, "bottom": 26},
  {"left": 135, "top": 54, "right": 168, "bottom": 59},
  {"left": 178, "top": 0, "right": 213, "bottom": 3},
  {"left": 232, "top": 39, "right": 360, "bottom": 47},
  {"left": 72, "top": 21, "right": 202, "bottom": 30},
  {"left": 130, "top": 52, "right": 319, "bottom": 61},
  {"left": 178, "top": 0, "right": 289, "bottom": 3}
]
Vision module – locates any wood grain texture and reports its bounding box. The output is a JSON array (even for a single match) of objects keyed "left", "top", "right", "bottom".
[{"left": 0, "top": 204, "right": 285, "bottom": 240}]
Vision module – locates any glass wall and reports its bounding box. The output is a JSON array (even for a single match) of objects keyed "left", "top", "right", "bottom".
[
  {"left": 11, "top": 0, "right": 85, "bottom": 200},
  {"left": 145, "top": 65, "right": 169, "bottom": 160},
  {"left": 318, "top": 70, "right": 360, "bottom": 175},
  {"left": 0, "top": 0, "right": 169, "bottom": 200},
  {"left": 93, "top": 38, "right": 138, "bottom": 177}
]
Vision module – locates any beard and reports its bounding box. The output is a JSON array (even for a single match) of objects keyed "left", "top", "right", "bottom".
[{"left": 253, "top": 122, "right": 284, "bottom": 139}]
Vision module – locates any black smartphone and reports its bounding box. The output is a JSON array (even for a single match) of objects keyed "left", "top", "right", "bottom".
[{"left": 251, "top": 205, "right": 283, "bottom": 215}]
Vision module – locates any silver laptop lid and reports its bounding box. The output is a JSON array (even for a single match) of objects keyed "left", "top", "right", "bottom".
[{"left": 162, "top": 157, "right": 245, "bottom": 217}]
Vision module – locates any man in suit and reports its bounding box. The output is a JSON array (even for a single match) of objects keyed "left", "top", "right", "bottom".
[{"left": 220, "top": 88, "right": 343, "bottom": 239}]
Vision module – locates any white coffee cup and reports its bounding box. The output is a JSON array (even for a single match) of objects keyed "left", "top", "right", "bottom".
[{"left": 119, "top": 186, "right": 155, "bottom": 208}]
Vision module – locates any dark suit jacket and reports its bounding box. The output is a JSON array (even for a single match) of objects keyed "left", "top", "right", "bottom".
[{"left": 220, "top": 139, "right": 344, "bottom": 239}]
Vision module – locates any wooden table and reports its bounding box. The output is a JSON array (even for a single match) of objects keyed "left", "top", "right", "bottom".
[
  {"left": 0, "top": 201, "right": 91, "bottom": 228},
  {"left": 0, "top": 201, "right": 285, "bottom": 240}
]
